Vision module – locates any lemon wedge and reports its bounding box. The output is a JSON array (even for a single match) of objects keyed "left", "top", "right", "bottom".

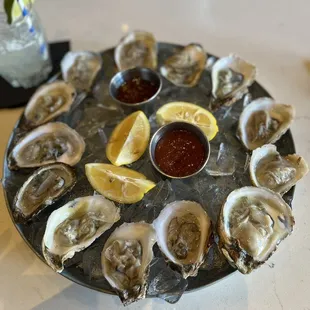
[
  {"left": 156, "top": 101, "right": 219, "bottom": 141},
  {"left": 4, "top": 0, "right": 35, "bottom": 24},
  {"left": 106, "top": 111, "right": 150, "bottom": 166},
  {"left": 85, "top": 163, "right": 156, "bottom": 204}
]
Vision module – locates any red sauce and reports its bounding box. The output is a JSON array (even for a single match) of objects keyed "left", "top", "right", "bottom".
[
  {"left": 116, "top": 77, "right": 158, "bottom": 104},
  {"left": 155, "top": 129, "right": 206, "bottom": 177}
]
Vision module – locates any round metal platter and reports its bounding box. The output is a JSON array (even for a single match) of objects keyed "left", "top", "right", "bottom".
[{"left": 2, "top": 43, "right": 295, "bottom": 299}]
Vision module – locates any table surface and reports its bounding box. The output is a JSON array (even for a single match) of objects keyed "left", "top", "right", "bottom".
[{"left": 1, "top": 0, "right": 310, "bottom": 309}]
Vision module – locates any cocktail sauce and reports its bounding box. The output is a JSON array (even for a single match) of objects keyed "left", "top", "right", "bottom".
[
  {"left": 154, "top": 129, "right": 206, "bottom": 177},
  {"left": 116, "top": 77, "right": 158, "bottom": 104}
]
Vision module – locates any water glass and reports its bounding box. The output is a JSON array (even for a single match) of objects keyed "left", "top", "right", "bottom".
[{"left": 0, "top": 3, "right": 52, "bottom": 88}]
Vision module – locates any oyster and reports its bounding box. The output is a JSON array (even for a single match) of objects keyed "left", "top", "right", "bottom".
[
  {"left": 249, "top": 144, "right": 308, "bottom": 195},
  {"left": 13, "top": 163, "right": 76, "bottom": 222},
  {"left": 114, "top": 30, "right": 157, "bottom": 71},
  {"left": 212, "top": 54, "right": 256, "bottom": 104},
  {"left": 61, "top": 51, "right": 102, "bottom": 92},
  {"left": 24, "top": 81, "right": 76, "bottom": 128},
  {"left": 42, "top": 195, "right": 120, "bottom": 273},
  {"left": 102, "top": 222, "right": 156, "bottom": 305},
  {"left": 238, "top": 97, "right": 295, "bottom": 150},
  {"left": 218, "top": 186, "right": 294, "bottom": 274},
  {"left": 8, "top": 122, "right": 85, "bottom": 169},
  {"left": 153, "top": 201, "right": 212, "bottom": 278},
  {"left": 160, "top": 44, "right": 207, "bottom": 87}
]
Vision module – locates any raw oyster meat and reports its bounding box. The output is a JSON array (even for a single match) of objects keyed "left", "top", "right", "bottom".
[
  {"left": 13, "top": 163, "right": 76, "bottom": 222},
  {"left": 8, "top": 122, "right": 85, "bottom": 169},
  {"left": 218, "top": 186, "right": 294, "bottom": 274},
  {"left": 238, "top": 97, "right": 295, "bottom": 150},
  {"left": 249, "top": 144, "right": 308, "bottom": 195},
  {"left": 42, "top": 196, "right": 120, "bottom": 272},
  {"left": 24, "top": 81, "right": 76, "bottom": 128},
  {"left": 114, "top": 30, "right": 157, "bottom": 71},
  {"left": 61, "top": 51, "right": 102, "bottom": 92},
  {"left": 160, "top": 44, "right": 207, "bottom": 87},
  {"left": 102, "top": 222, "right": 156, "bottom": 305},
  {"left": 212, "top": 54, "right": 256, "bottom": 104},
  {"left": 153, "top": 201, "right": 212, "bottom": 278}
]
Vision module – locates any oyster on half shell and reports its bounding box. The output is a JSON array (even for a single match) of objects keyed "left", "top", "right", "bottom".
[
  {"left": 13, "top": 163, "right": 76, "bottom": 222},
  {"left": 249, "top": 144, "right": 308, "bottom": 195},
  {"left": 153, "top": 201, "right": 212, "bottom": 278},
  {"left": 218, "top": 186, "right": 294, "bottom": 274},
  {"left": 102, "top": 222, "right": 156, "bottom": 305},
  {"left": 42, "top": 196, "right": 120, "bottom": 273},
  {"left": 238, "top": 97, "right": 295, "bottom": 150},
  {"left": 114, "top": 30, "right": 157, "bottom": 71},
  {"left": 61, "top": 51, "right": 102, "bottom": 92},
  {"left": 8, "top": 122, "right": 85, "bottom": 170},
  {"left": 24, "top": 81, "right": 76, "bottom": 128},
  {"left": 160, "top": 44, "right": 207, "bottom": 87},
  {"left": 212, "top": 54, "right": 256, "bottom": 105}
]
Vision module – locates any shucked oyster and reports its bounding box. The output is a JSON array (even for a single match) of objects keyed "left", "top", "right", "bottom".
[
  {"left": 218, "top": 187, "right": 294, "bottom": 274},
  {"left": 13, "top": 163, "right": 76, "bottom": 222},
  {"left": 114, "top": 30, "right": 157, "bottom": 71},
  {"left": 238, "top": 97, "right": 295, "bottom": 150},
  {"left": 102, "top": 222, "right": 156, "bottom": 305},
  {"left": 43, "top": 195, "right": 120, "bottom": 273},
  {"left": 160, "top": 44, "right": 207, "bottom": 87},
  {"left": 249, "top": 144, "right": 308, "bottom": 195},
  {"left": 153, "top": 201, "right": 212, "bottom": 278},
  {"left": 8, "top": 122, "right": 85, "bottom": 169},
  {"left": 24, "top": 81, "right": 76, "bottom": 128},
  {"left": 61, "top": 51, "right": 102, "bottom": 92},
  {"left": 212, "top": 54, "right": 256, "bottom": 105}
]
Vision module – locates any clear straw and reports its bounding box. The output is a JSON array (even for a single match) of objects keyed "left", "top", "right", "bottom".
[{"left": 16, "top": 0, "right": 48, "bottom": 60}]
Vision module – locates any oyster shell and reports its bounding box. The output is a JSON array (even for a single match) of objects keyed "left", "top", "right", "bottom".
[
  {"left": 114, "top": 30, "right": 157, "bottom": 71},
  {"left": 42, "top": 195, "right": 120, "bottom": 273},
  {"left": 13, "top": 163, "right": 76, "bottom": 222},
  {"left": 249, "top": 144, "right": 308, "bottom": 195},
  {"left": 212, "top": 54, "right": 256, "bottom": 104},
  {"left": 238, "top": 97, "right": 295, "bottom": 150},
  {"left": 218, "top": 186, "right": 294, "bottom": 274},
  {"left": 153, "top": 201, "right": 212, "bottom": 278},
  {"left": 160, "top": 44, "right": 207, "bottom": 87},
  {"left": 8, "top": 122, "right": 85, "bottom": 170},
  {"left": 24, "top": 81, "right": 76, "bottom": 128},
  {"left": 61, "top": 51, "right": 102, "bottom": 92},
  {"left": 102, "top": 222, "right": 156, "bottom": 305}
]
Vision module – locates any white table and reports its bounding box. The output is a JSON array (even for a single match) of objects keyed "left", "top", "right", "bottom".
[{"left": 1, "top": 0, "right": 310, "bottom": 309}]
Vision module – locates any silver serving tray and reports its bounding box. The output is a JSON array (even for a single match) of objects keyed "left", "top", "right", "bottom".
[{"left": 2, "top": 43, "right": 295, "bottom": 302}]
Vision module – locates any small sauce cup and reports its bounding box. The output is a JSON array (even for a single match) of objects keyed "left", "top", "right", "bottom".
[
  {"left": 149, "top": 122, "right": 210, "bottom": 179},
  {"left": 109, "top": 67, "right": 162, "bottom": 111}
]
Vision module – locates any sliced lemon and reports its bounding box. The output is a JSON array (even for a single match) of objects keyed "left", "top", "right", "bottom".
[
  {"left": 156, "top": 101, "right": 219, "bottom": 141},
  {"left": 5, "top": 0, "right": 35, "bottom": 24},
  {"left": 106, "top": 111, "right": 150, "bottom": 166},
  {"left": 85, "top": 163, "right": 156, "bottom": 204}
]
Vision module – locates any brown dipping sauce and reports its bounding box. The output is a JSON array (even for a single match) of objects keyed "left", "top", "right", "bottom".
[
  {"left": 155, "top": 129, "right": 206, "bottom": 177},
  {"left": 116, "top": 77, "right": 158, "bottom": 104}
]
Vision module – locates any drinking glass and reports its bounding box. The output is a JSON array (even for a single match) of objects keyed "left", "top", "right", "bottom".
[{"left": 0, "top": 2, "right": 52, "bottom": 88}]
